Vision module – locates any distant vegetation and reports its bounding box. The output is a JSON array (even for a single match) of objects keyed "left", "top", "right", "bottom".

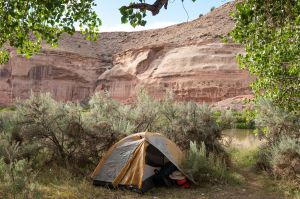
[{"left": 214, "top": 108, "right": 256, "bottom": 130}]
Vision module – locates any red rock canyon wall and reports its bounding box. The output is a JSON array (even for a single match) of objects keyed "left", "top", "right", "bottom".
[{"left": 0, "top": 2, "right": 253, "bottom": 106}]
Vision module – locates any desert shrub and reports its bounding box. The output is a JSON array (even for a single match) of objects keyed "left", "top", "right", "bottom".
[
  {"left": 254, "top": 145, "right": 272, "bottom": 172},
  {"left": 0, "top": 117, "right": 40, "bottom": 168},
  {"left": 216, "top": 109, "right": 235, "bottom": 130},
  {"left": 182, "top": 141, "right": 235, "bottom": 184},
  {"left": 254, "top": 99, "right": 300, "bottom": 185},
  {"left": 86, "top": 92, "right": 134, "bottom": 135},
  {"left": 0, "top": 158, "right": 35, "bottom": 199},
  {"left": 255, "top": 99, "right": 300, "bottom": 144},
  {"left": 87, "top": 90, "right": 229, "bottom": 165},
  {"left": 0, "top": 90, "right": 234, "bottom": 197},
  {"left": 0, "top": 140, "right": 39, "bottom": 199},
  {"left": 84, "top": 92, "right": 130, "bottom": 162},
  {"left": 182, "top": 141, "right": 213, "bottom": 183},
  {"left": 88, "top": 90, "right": 227, "bottom": 159},
  {"left": 125, "top": 89, "right": 160, "bottom": 133},
  {"left": 270, "top": 136, "right": 300, "bottom": 182},
  {"left": 158, "top": 94, "right": 220, "bottom": 149},
  {"left": 5, "top": 90, "right": 229, "bottom": 172},
  {"left": 157, "top": 96, "right": 229, "bottom": 164},
  {"left": 15, "top": 92, "right": 121, "bottom": 169},
  {"left": 16, "top": 93, "right": 77, "bottom": 164},
  {"left": 87, "top": 90, "right": 160, "bottom": 135},
  {"left": 0, "top": 112, "right": 21, "bottom": 143},
  {"left": 0, "top": 112, "right": 14, "bottom": 132}
]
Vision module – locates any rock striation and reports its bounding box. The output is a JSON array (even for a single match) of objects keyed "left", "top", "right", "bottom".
[
  {"left": 0, "top": 50, "right": 106, "bottom": 106},
  {"left": 96, "top": 41, "right": 252, "bottom": 103},
  {"left": 0, "top": 2, "right": 253, "bottom": 106}
]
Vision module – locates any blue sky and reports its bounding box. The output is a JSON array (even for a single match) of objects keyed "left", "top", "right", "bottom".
[{"left": 94, "top": 0, "right": 233, "bottom": 32}]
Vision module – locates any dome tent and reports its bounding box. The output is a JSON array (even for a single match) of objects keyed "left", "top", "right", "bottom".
[{"left": 91, "top": 132, "right": 190, "bottom": 193}]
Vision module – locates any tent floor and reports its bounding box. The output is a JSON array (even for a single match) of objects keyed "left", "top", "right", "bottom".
[{"left": 93, "top": 176, "right": 155, "bottom": 194}]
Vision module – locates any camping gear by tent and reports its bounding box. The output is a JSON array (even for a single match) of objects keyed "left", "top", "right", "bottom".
[
  {"left": 169, "top": 171, "right": 185, "bottom": 180},
  {"left": 91, "top": 132, "right": 189, "bottom": 193}
]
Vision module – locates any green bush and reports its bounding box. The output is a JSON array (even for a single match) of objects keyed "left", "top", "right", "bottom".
[
  {"left": 0, "top": 90, "right": 231, "bottom": 195},
  {"left": 255, "top": 99, "right": 300, "bottom": 144},
  {"left": 182, "top": 141, "right": 236, "bottom": 184},
  {"left": 87, "top": 90, "right": 227, "bottom": 159},
  {"left": 270, "top": 137, "right": 300, "bottom": 181},
  {"left": 216, "top": 109, "right": 235, "bottom": 130},
  {"left": 254, "top": 99, "right": 300, "bottom": 186},
  {"left": 86, "top": 90, "right": 160, "bottom": 135},
  {"left": 214, "top": 108, "right": 256, "bottom": 130},
  {"left": 232, "top": 109, "right": 255, "bottom": 129},
  {"left": 15, "top": 92, "right": 122, "bottom": 169},
  {"left": 0, "top": 140, "right": 39, "bottom": 199},
  {"left": 0, "top": 158, "right": 31, "bottom": 199},
  {"left": 86, "top": 92, "right": 134, "bottom": 135},
  {"left": 255, "top": 145, "right": 272, "bottom": 171},
  {"left": 10, "top": 91, "right": 228, "bottom": 169},
  {"left": 162, "top": 102, "right": 221, "bottom": 148},
  {"left": 0, "top": 111, "right": 21, "bottom": 143},
  {"left": 16, "top": 93, "right": 80, "bottom": 164}
]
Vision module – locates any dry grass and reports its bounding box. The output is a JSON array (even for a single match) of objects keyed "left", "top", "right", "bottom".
[{"left": 33, "top": 179, "right": 285, "bottom": 199}]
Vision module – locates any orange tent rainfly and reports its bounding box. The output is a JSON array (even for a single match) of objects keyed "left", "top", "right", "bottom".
[{"left": 91, "top": 132, "right": 190, "bottom": 193}]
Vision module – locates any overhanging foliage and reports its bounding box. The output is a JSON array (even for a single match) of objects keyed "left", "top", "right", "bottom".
[{"left": 231, "top": 0, "right": 300, "bottom": 111}]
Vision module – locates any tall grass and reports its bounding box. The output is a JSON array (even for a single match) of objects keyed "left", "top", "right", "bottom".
[{"left": 182, "top": 141, "right": 239, "bottom": 185}]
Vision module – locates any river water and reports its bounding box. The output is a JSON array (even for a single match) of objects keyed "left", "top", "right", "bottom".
[{"left": 222, "top": 129, "right": 264, "bottom": 149}]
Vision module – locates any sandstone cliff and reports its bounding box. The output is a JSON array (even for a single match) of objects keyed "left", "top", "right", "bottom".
[
  {"left": 0, "top": 2, "right": 252, "bottom": 106},
  {"left": 96, "top": 42, "right": 251, "bottom": 103}
]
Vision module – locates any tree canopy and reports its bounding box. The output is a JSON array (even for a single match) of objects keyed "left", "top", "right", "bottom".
[
  {"left": 231, "top": 0, "right": 300, "bottom": 111},
  {"left": 119, "top": 0, "right": 197, "bottom": 26},
  {"left": 0, "top": 0, "right": 101, "bottom": 64},
  {"left": 0, "top": 0, "right": 194, "bottom": 64}
]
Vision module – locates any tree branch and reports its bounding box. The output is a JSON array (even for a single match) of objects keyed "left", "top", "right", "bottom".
[{"left": 123, "top": 0, "right": 169, "bottom": 16}]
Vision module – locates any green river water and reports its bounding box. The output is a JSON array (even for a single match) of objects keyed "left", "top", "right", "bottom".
[{"left": 222, "top": 129, "right": 264, "bottom": 149}]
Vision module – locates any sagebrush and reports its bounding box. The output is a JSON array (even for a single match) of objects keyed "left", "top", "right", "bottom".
[{"left": 0, "top": 91, "right": 229, "bottom": 192}]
